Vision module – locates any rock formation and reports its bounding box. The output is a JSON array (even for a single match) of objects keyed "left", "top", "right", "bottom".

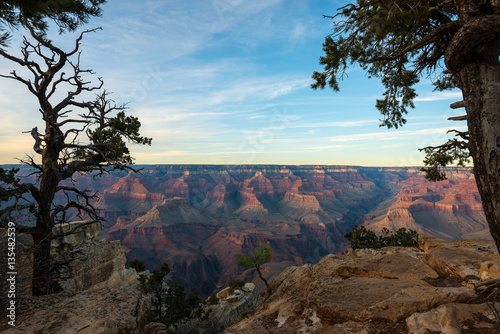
[
  {"left": 210, "top": 282, "right": 261, "bottom": 327},
  {"left": 2, "top": 164, "right": 482, "bottom": 296},
  {"left": 0, "top": 221, "right": 151, "bottom": 333},
  {"left": 225, "top": 235, "right": 500, "bottom": 333},
  {"left": 3, "top": 283, "right": 150, "bottom": 334},
  {"left": 51, "top": 221, "right": 138, "bottom": 294},
  {"left": 93, "top": 165, "right": 489, "bottom": 295}
]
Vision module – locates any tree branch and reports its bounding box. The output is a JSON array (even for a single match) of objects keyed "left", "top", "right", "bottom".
[{"left": 370, "top": 21, "right": 461, "bottom": 63}]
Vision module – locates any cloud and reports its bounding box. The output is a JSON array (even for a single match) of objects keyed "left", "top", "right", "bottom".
[
  {"left": 414, "top": 91, "right": 462, "bottom": 102},
  {"left": 327, "top": 126, "right": 467, "bottom": 143},
  {"left": 291, "top": 119, "right": 379, "bottom": 129}
]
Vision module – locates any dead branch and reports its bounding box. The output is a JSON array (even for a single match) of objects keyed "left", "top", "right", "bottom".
[{"left": 450, "top": 100, "right": 467, "bottom": 109}]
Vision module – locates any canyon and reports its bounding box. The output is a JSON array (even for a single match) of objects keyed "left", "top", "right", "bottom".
[
  {"left": 84, "top": 165, "right": 487, "bottom": 295},
  {"left": 4, "top": 164, "right": 488, "bottom": 295}
]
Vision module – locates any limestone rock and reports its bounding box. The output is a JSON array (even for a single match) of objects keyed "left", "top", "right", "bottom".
[
  {"left": 315, "top": 321, "right": 371, "bottom": 334},
  {"left": 51, "top": 221, "right": 138, "bottom": 294},
  {"left": 406, "top": 302, "right": 500, "bottom": 334},
  {"left": 144, "top": 322, "right": 168, "bottom": 334},
  {"left": 480, "top": 261, "right": 500, "bottom": 281},
  {"left": 362, "top": 286, "right": 476, "bottom": 321},
  {"left": 418, "top": 235, "right": 500, "bottom": 282},
  {"left": 225, "top": 237, "right": 500, "bottom": 333},
  {"left": 51, "top": 220, "right": 101, "bottom": 246},
  {"left": 211, "top": 283, "right": 260, "bottom": 327},
  {"left": 3, "top": 283, "right": 151, "bottom": 334}
]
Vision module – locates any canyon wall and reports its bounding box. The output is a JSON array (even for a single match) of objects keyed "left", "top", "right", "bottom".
[
  {"left": 84, "top": 165, "right": 486, "bottom": 295},
  {"left": 4, "top": 164, "right": 485, "bottom": 295}
]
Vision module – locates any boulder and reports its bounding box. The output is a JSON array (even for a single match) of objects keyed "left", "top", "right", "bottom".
[
  {"left": 406, "top": 302, "right": 500, "bottom": 334},
  {"left": 480, "top": 261, "right": 500, "bottom": 281},
  {"left": 419, "top": 235, "right": 500, "bottom": 281},
  {"left": 2, "top": 283, "right": 151, "bottom": 334},
  {"left": 211, "top": 282, "right": 260, "bottom": 327}
]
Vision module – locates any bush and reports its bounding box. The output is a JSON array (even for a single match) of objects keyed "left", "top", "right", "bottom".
[
  {"left": 227, "top": 279, "right": 245, "bottom": 295},
  {"left": 207, "top": 292, "right": 219, "bottom": 305},
  {"left": 128, "top": 259, "right": 146, "bottom": 272},
  {"left": 344, "top": 225, "right": 418, "bottom": 250},
  {"left": 138, "top": 263, "right": 208, "bottom": 331}
]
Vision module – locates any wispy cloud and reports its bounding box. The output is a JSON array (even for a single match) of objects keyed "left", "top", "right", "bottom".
[{"left": 414, "top": 91, "right": 462, "bottom": 102}]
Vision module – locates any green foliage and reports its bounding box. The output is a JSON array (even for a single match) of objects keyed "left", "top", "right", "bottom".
[
  {"left": 138, "top": 263, "right": 207, "bottom": 331},
  {"left": 127, "top": 259, "right": 146, "bottom": 273},
  {"left": 237, "top": 244, "right": 273, "bottom": 296},
  {"left": 0, "top": 167, "right": 19, "bottom": 201},
  {"left": 227, "top": 278, "right": 245, "bottom": 295},
  {"left": 207, "top": 292, "right": 219, "bottom": 306},
  {"left": 311, "top": 1, "right": 467, "bottom": 173},
  {"left": 85, "top": 93, "right": 152, "bottom": 165},
  {"left": 344, "top": 225, "right": 418, "bottom": 250},
  {"left": 420, "top": 144, "right": 470, "bottom": 182},
  {"left": 0, "top": 0, "right": 107, "bottom": 48},
  {"left": 237, "top": 244, "right": 273, "bottom": 269}
]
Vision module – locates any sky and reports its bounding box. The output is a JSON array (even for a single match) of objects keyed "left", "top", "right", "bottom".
[{"left": 0, "top": 0, "right": 467, "bottom": 167}]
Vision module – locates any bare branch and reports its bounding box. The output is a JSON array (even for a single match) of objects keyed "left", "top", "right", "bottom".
[
  {"left": 450, "top": 100, "right": 467, "bottom": 109},
  {"left": 448, "top": 115, "right": 467, "bottom": 121},
  {"left": 67, "top": 28, "right": 102, "bottom": 57},
  {"left": 22, "top": 127, "right": 44, "bottom": 154}
]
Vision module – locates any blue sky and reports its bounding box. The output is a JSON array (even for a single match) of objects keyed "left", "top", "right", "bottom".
[{"left": 0, "top": 0, "right": 466, "bottom": 166}]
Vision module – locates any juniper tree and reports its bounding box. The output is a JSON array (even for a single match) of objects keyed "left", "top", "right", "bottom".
[
  {"left": 237, "top": 244, "right": 273, "bottom": 296},
  {"left": 0, "top": 24, "right": 151, "bottom": 295},
  {"left": 312, "top": 1, "right": 500, "bottom": 252}
]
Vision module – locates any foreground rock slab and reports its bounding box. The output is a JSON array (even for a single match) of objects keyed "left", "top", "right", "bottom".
[
  {"left": 3, "top": 283, "right": 151, "bottom": 334},
  {"left": 211, "top": 282, "right": 261, "bottom": 327},
  {"left": 225, "top": 236, "right": 500, "bottom": 333}
]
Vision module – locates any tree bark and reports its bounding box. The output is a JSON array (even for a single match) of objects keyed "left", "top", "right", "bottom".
[
  {"left": 447, "top": 1, "right": 500, "bottom": 252},
  {"left": 255, "top": 265, "right": 272, "bottom": 297},
  {"left": 31, "top": 116, "right": 62, "bottom": 295},
  {"left": 457, "top": 61, "right": 500, "bottom": 253}
]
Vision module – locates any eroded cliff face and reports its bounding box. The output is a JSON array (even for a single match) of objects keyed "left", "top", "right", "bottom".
[
  {"left": 0, "top": 221, "right": 150, "bottom": 334},
  {"left": 363, "top": 171, "right": 488, "bottom": 239},
  {"left": 93, "top": 165, "right": 487, "bottom": 295}
]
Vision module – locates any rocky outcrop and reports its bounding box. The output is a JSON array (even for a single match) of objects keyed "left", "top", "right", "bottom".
[
  {"left": 210, "top": 283, "right": 261, "bottom": 327},
  {"left": 3, "top": 283, "right": 151, "bottom": 334},
  {"left": 0, "top": 221, "right": 151, "bottom": 334},
  {"left": 51, "top": 221, "right": 138, "bottom": 294},
  {"left": 225, "top": 236, "right": 500, "bottom": 333}
]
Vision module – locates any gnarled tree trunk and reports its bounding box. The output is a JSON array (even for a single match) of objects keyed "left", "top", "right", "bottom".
[{"left": 447, "top": 1, "right": 500, "bottom": 252}]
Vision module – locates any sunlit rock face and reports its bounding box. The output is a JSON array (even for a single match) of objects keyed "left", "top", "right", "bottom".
[
  {"left": 224, "top": 236, "right": 500, "bottom": 333},
  {"left": 89, "top": 165, "right": 487, "bottom": 295}
]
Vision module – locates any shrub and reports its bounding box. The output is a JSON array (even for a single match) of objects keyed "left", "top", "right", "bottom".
[
  {"left": 207, "top": 292, "right": 219, "bottom": 305},
  {"left": 344, "top": 225, "right": 418, "bottom": 250},
  {"left": 227, "top": 279, "right": 245, "bottom": 295},
  {"left": 128, "top": 259, "right": 146, "bottom": 272}
]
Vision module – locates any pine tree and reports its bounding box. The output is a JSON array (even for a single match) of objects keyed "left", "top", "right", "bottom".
[
  {"left": 312, "top": 1, "right": 500, "bottom": 252},
  {"left": 0, "top": 24, "right": 151, "bottom": 295}
]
